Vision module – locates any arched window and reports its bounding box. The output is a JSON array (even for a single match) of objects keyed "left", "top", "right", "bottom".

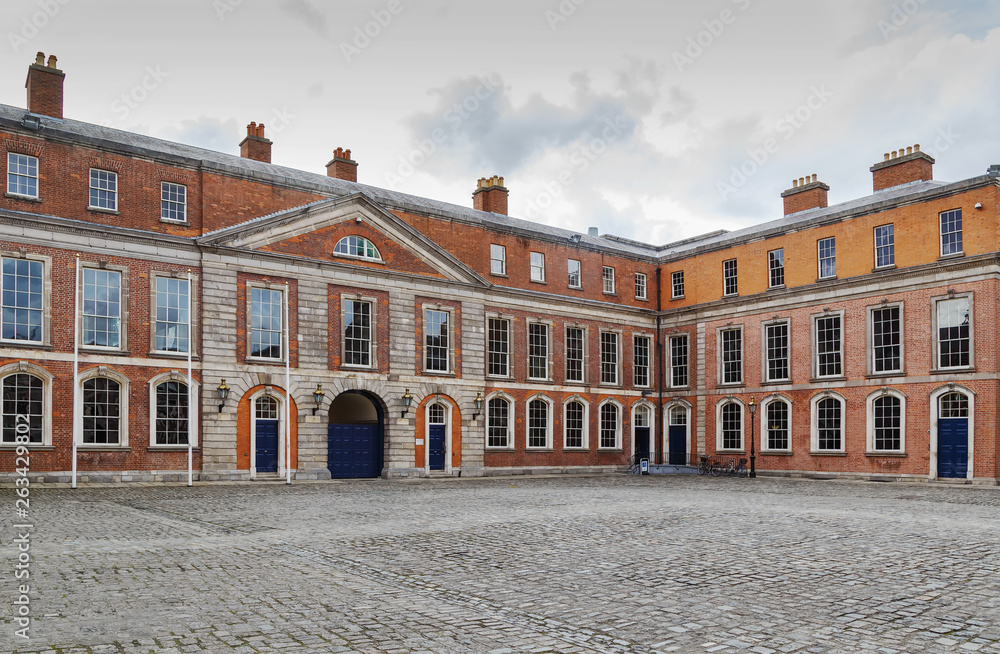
[
  {"left": 486, "top": 395, "right": 512, "bottom": 449},
  {"left": 2, "top": 373, "right": 43, "bottom": 444},
  {"left": 599, "top": 402, "right": 620, "bottom": 449},
  {"left": 334, "top": 235, "right": 381, "bottom": 261},
  {"left": 939, "top": 392, "right": 969, "bottom": 418},
  {"left": 669, "top": 405, "right": 687, "bottom": 426},
  {"left": 83, "top": 377, "right": 121, "bottom": 444},
  {"left": 527, "top": 397, "right": 551, "bottom": 449},
  {"left": 155, "top": 381, "right": 188, "bottom": 445},
  {"left": 867, "top": 390, "right": 905, "bottom": 453},
  {"left": 634, "top": 405, "right": 650, "bottom": 428},
  {"left": 564, "top": 400, "right": 586, "bottom": 449},
  {"left": 812, "top": 395, "right": 844, "bottom": 452},
  {"left": 256, "top": 395, "right": 279, "bottom": 420},
  {"left": 763, "top": 398, "right": 791, "bottom": 451},
  {"left": 718, "top": 401, "right": 743, "bottom": 451}
]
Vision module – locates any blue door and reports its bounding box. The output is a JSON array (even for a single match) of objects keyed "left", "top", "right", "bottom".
[
  {"left": 938, "top": 418, "right": 969, "bottom": 478},
  {"left": 668, "top": 425, "right": 687, "bottom": 465},
  {"left": 256, "top": 420, "right": 279, "bottom": 473},
  {"left": 328, "top": 424, "right": 381, "bottom": 479},
  {"left": 429, "top": 424, "right": 446, "bottom": 471},
  {"left": 634, "top": 427, "right": 650, "bottom": 462}
]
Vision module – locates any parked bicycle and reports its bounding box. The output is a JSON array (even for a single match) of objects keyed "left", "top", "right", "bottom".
[{"left": 698, "top": 455, "right": 749, "bottom": 478}]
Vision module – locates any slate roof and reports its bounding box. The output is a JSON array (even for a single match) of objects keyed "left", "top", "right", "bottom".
[{"left": 1, "top": 104, "right": 990, "bottom": 263}]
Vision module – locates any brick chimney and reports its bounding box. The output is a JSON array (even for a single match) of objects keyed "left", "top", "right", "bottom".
[
  {"left": 473, "top": 176, "right": 508, "bottom": 215},
  {"left": 781, "top": 174, "right": 829, "bottom": 215},
  {"left": 25, "top": 52, "right": 64, "bottom": 119},
  {"left": 239, "top": 122, "right": 272, "bottom": 163},
  {"left": 870, "top": 145, "right": 934, "bottom": 192},
  {"left": 326, "top": 147, "right": 358, "bottom": 182}
]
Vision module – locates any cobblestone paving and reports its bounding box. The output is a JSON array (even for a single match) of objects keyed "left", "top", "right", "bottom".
[{"left": 3, "top": 475, "right": 1000, "bottom": 653}]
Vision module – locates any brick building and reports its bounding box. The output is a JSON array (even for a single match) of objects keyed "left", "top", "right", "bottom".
[{"left": 1, "top": 54, "right": 997, "bottom": 484}]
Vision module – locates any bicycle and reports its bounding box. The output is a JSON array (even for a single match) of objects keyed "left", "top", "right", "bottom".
[{"left": 697, "top": 456, "right": 710, "bottom": 476}]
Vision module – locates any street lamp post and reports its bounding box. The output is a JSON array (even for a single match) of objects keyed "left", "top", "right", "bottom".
[{"left": 748, "top": 396, "right": 757, "bottom": 478}]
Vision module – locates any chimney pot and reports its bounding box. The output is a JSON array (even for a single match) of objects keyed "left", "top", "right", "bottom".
[
  {"left": 46, "top": 55, "right": 57, "bottom": 68},
  {"left": 326, "top": 146, "right": 358, "bottom": 182},
  {"left": 34, "top": 52, "right": 44, "bottom": 66}
]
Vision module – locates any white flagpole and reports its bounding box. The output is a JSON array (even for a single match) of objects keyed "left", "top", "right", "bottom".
[
  {"left": 285, "top": 282, "right": 292, "bottom": 485},
  {"left": 71, "top": 255, "right": 79, "bottom": 489},
  {"left": 187, "top": 271, "right": 194, "bottom": 487}
]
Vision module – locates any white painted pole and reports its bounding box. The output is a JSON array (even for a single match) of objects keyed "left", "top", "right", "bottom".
[
  {"left": 71, "top": 255, "right": 79, "bottom": 489},
  {"left": 187, "top": 271, "right": 194, "bottom": 487},
  {"left": 285, "top": 282, "right": 292, "bottom": 485}
]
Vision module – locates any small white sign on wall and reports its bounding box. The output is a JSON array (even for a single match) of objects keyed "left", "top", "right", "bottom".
[{"left": 415, "top": 439, "right": 424, "bottom": 445}]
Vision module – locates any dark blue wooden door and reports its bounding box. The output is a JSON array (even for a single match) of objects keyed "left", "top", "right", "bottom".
[
  {"left": 256, "top": 420, "right": 279, "bottom": 473},
  {"left": 668, "top": 425, "right": 687, "bottom": 465},
  {"left": 429, "top": 424, "right": 446, "bottom": 471},
  {"left": 328, "top": 424, "right": 381, "bottom": 479},
  {"left": 938, "top": 418, "right": 968, "bottom": 478},
  {"left": 634, "top": 427, "right": 650, "bottom": 462}
]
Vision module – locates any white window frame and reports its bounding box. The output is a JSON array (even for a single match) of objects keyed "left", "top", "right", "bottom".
[
  {"left": 599, "top": 330, "right": 620, "bottom": 386},
  {"left": 768, "top": 249, "right": 785, "bottom": 288},
  {"left": 817, "top": 236, "right": 836, "bottom": 279},
  {"left": 76, "top": 367, "right": 129, "bottom": 448},
  {"left": 527, "top": 321, "right": 552, "bottom": 381},
  {"left": 0, "top": 363, "right": 53, "bottom": 447},
  {"left": 718, "top": 326, "right": 743, "bottom": 386},
  {"left": 602, "top": 266, "right": 615, "bottom": 294},
  {"left": 246, "top": 282, "right": 285, "bottom": 362},
  {"left": 562, "top": 396, "right": 589, "bottom": 450},
  {"left": 486, "top": 315, "right": 511, "bottom": 378},
  {"left": 148, "top": 371, "right": 200, "bottom": 448},
  {"left": 760, "top": 394, "right": 792, "bottom": 453},
  {"left": 568, "top": 259, "right": 582, "bottom": 288},
  {"left": 525, "top": 394, "right": 554, "bottom": 450},
  {"left": 874, "top": 224, "right": 895, "bottom": 269},
  {"left": 671, "top": 270, "right": 685, "bottom": 299},
  {"left": 811, "top": 310, "right": 844, "bottom": 379},
  {"left": 485, "top": 391, "right": 515, "bottom": 450},
  {"left": 342, "top": 295, "right": 377, "bottom": 369},
  {"left": 723, "top": 259, "right": 738, "bottom": 296},
  {"left": 810, "top": 391, "right": 846, "bottom": 454},
  {"left": 88, "top": 168, "right": 118, "bottom": 212},
  {"left": 866, "top": 388, "right": 906, "bottom": 454},
  {"left": 333, "top": 235, "right": 383, "bottom": 262},
  {"left": 1, "top": 252, "right": 51, "bottom": 346},
  {"left": 867, "top": 302, "right": 904, "bottom": 375},
  {"left": 597, "top": 399, "right": 623, "bottom": 450},
  {"left": 530, "top": 251, "right": 545, "bottom": 282},
  {"left": 80, "top": 263, "right": 127, "bottom": 352},
  {"left": 564, "top": 325, "right": 588, "bottom": 384},
  {"left": 939, "top": 209, "right": 963, "bottom": 257},
  {"left": 151, "top": 273, "right": 196, "bottom": 357},
  {"left": 7, "top": 153, "right": 39, "bottom": 199},
  {"left": 762, "top": 319, "right": 790, "bottom": 383},
  {"left": 635, "top": 272, "right": 647, "bottom": 300},
  {"left": 633, "top": 334, "right": 652, "bottom": 388},
  {"left": 932, "top": 293, "right": 973, "bottom": 371},
  {"left": 490, "top": 244, "right": 506, "bottom": 276},
  {"left": 669, "top": 334, "right": 689, "bottom": 388},
  {"left": 423, "top": 306, "right": 453, "bottom": 374},
  {"left": 715, "top": 397, "right": 744, "bottom": 452},
  {"left": 160, "top": 181, "right": 188, "bottom": 223}
]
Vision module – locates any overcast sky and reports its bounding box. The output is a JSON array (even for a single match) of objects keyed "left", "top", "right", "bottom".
[{"left": 3, "top": 0, "right": 999, "bottom": 244}]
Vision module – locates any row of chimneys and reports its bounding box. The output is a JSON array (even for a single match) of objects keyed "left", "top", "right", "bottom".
[{"left": 21, "top": 53, "right": 939, "bottom": 220}]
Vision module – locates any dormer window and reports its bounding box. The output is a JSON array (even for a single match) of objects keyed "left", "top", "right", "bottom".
[{"left": 334, "top": 235, "right": 382, "bottom": 261}]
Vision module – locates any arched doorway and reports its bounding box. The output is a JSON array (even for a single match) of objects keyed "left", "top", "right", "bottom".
[
  {"left": 327, "top": 391, "right": 384, "bottom": 479},
  {"left": 935, "top": 390, "right": 971, "bottom": 479}
]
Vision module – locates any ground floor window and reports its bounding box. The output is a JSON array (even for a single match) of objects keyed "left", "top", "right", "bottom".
[{"left": 1, "top": 373, "right": 42, "bottom": 444}]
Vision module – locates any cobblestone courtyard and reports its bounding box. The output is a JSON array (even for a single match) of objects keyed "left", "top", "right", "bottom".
[{"left": 3, "top": 475, "right": 1000, "bottom": 653}]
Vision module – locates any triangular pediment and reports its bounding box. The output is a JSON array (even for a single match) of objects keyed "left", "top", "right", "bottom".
[{"left": 198, "top": 193, "right": 488, "bottom": 285}]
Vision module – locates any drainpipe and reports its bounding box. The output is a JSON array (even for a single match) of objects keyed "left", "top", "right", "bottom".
[{"left": 655, "top": 267, "right": 664, "bottom": 465}]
